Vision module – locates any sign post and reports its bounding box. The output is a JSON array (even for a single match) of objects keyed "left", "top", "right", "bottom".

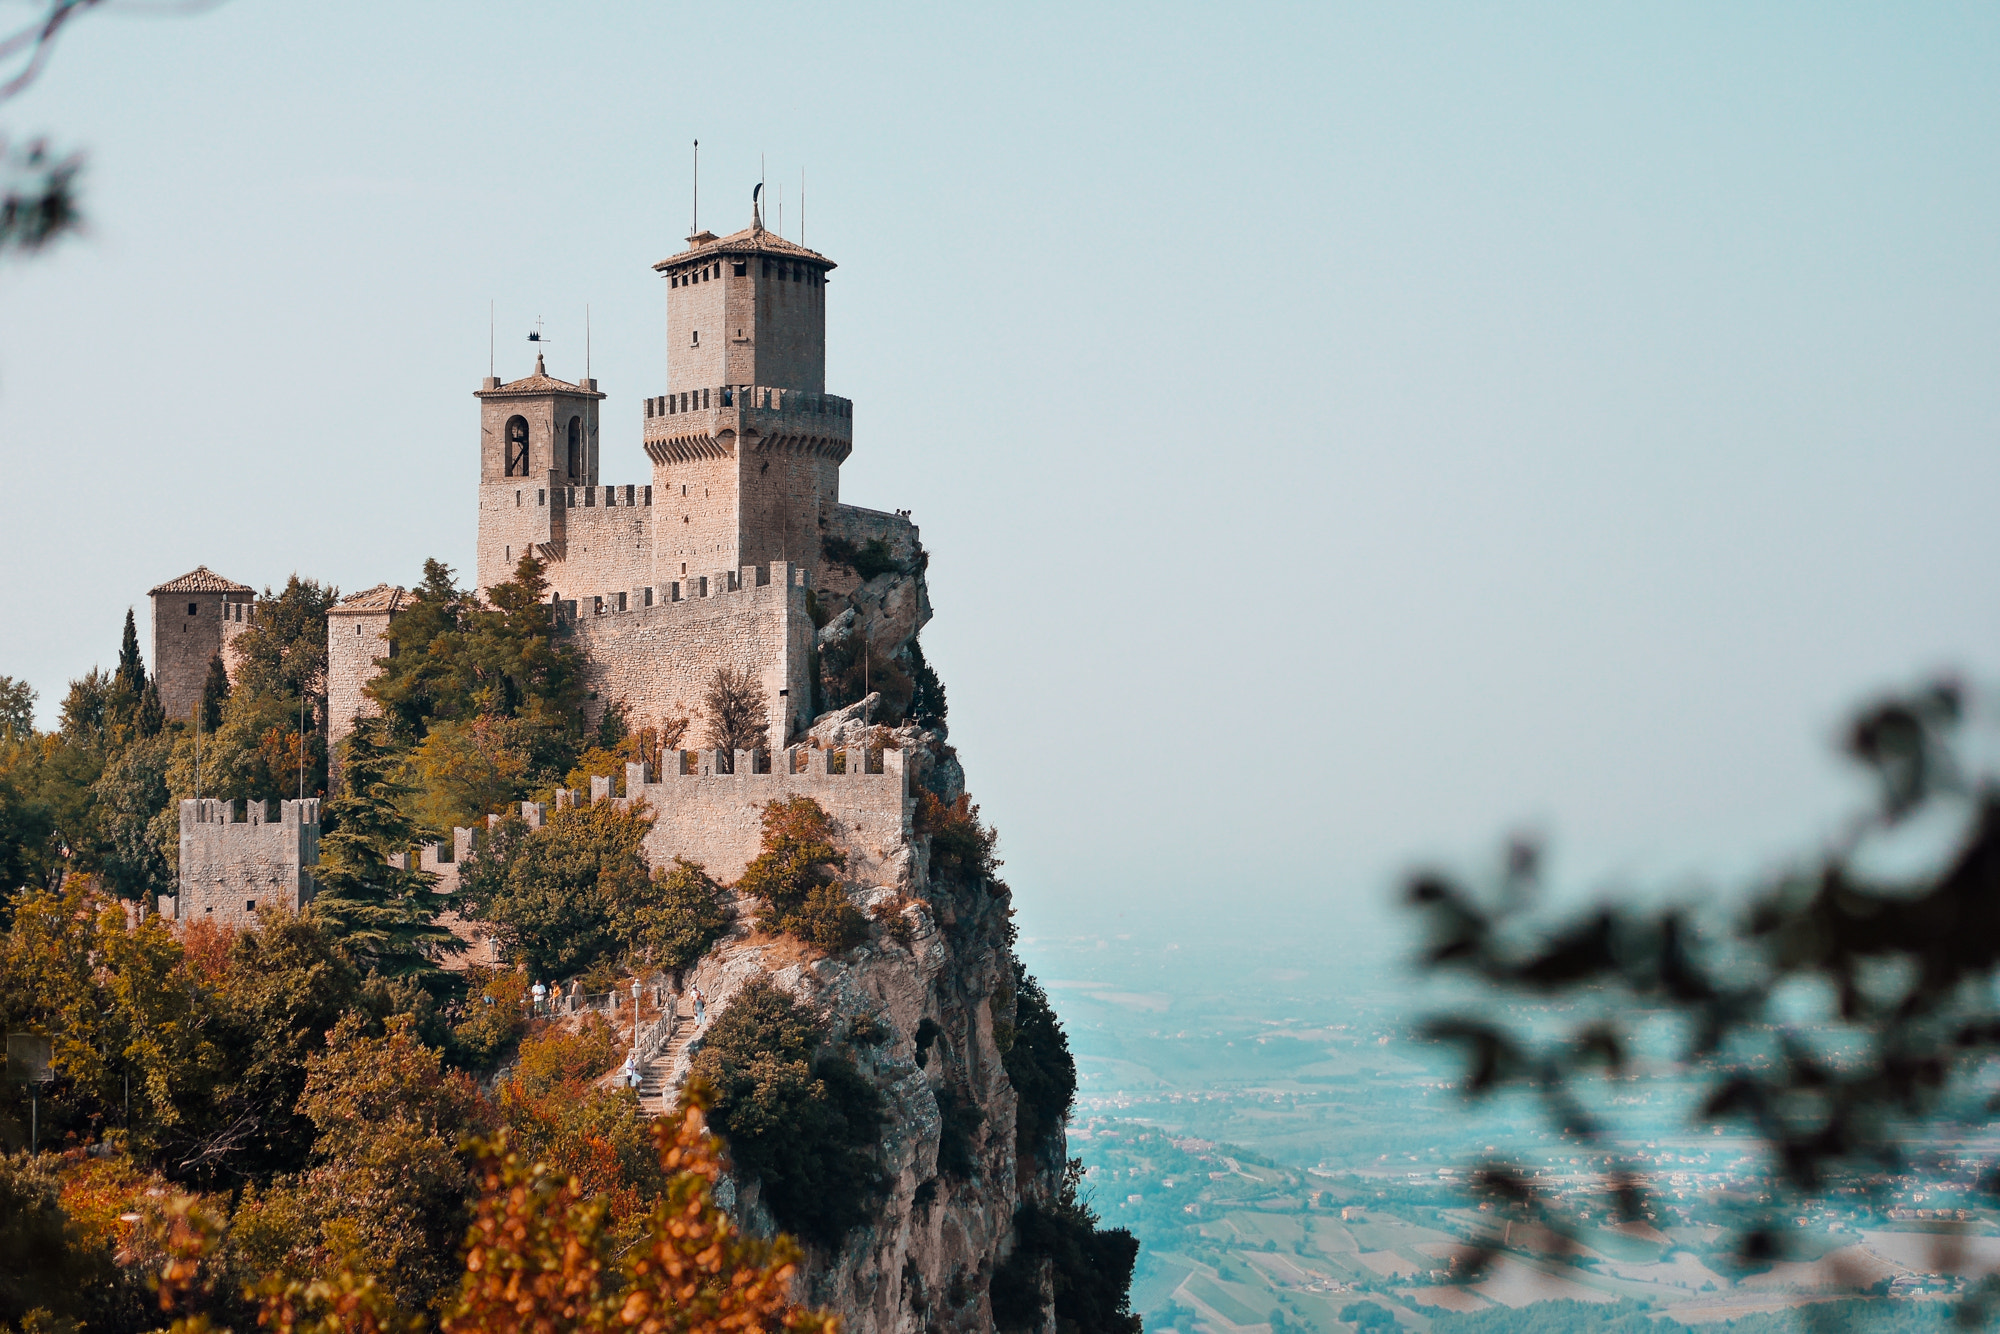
[{"left": 6, "top": 1033, "right": 55, "bottom": 1152}]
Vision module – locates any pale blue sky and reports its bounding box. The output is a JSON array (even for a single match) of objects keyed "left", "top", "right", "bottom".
[{"left": 4, "top": 3, "right": 1998, "bottom": 940}]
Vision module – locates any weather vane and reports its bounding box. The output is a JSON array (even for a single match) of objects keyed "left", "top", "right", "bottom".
[{"left": 528, "top": 316, "right": 551, "bottom": 345}]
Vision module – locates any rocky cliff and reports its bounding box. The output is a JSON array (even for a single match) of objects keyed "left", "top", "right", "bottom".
[{"left": 665, "top": 707, "right": 1064, "bottom": 1333}]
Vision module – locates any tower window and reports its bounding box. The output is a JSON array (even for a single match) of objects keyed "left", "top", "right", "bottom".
[
  {"left": 188, "top": 602, "right": 198, "bottom": 616},
  {"left": 566, "top": 416, "right": 581, "bottom": 479},
  {"left": 691, "top": 329, "right": 699, "bottom": 347},
  {"left": 505, "top": 415, "right": 530, "bottom": 476},
  {"left": 733, "top": 262, "right": 746, "bottom": 276}
]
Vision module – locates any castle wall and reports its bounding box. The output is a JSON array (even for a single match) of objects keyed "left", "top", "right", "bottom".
[
  {"left": 167, "top": 798, "right": 319, "bottom": 926},
  {"left": 569, "top": 561, "right": 813, "bottom": 749},
  {"left": 540, "top": 481, "right": 657, "bottom": 600},
  {"left": 622, "top": 744, "right": 911, "bottom": 887},
  {"left": 648, "top": 449, "right": 741, "bottom": 587},
  {"left": 476, "top": 472, "right": 564, "bottom": 592},
  {"left": 151, "top": 590, "right": 256, "bottom": 724},
  {"left": 742, "top": 445, "right": 840, "bottom": 570}
]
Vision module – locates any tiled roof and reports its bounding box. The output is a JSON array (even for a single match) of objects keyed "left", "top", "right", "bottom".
[
  {"left": 329, "top": 584, "right": 406, "bottom": 615},
  {"left": 150, "top": 565, "right": 253, "bottom": 595},
  {"left": 474, "top": 353, "right": 607, "bottom": 400},
  {"left": 653, "top": 217, "right": 834, "bottom": 274}
]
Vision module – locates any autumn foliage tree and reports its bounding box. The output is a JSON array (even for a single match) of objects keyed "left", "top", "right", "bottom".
[{"left": 136, "top": 1090, "right": 834, "bottom": 1334}]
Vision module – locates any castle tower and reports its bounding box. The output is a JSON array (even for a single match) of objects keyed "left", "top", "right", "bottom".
[
  {"left": 473, "top": 353, "right": 607, "bottom": 592},
  {"left": 642, "top": 199, "right": 852, "bottom": 586},
  {"left": 149, "top": 566, "right": 255, "bottom": 724},
  {"left": 326, "top": 583, "right": 405, "bottom": 777}
]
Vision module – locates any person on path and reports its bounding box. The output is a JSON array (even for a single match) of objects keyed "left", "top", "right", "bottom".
[
  {"left": 693, "top": 985, "right": 706, "bottom": 1025},
  {"left": 623, "top": 1050, "right": 640, "bottom": 1090}
]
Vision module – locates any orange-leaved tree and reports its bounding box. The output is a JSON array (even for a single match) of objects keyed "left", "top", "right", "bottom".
[{"left": 141, "top": 1086, "right": 836, "bottom": 1334}]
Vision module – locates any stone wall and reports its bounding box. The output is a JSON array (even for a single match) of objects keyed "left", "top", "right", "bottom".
[
  {"left": 569, "top": 560, "right": 814, "bottom": 749},
  {"left": 166, "top": 798, "right": 319, "bottom": 926},
  {"left": 620, "top": 744, "right": 912, "bottom": 887}
]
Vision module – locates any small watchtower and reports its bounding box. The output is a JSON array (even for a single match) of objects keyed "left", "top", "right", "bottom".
[
  {"left": 149, "top": 566, "right": 255, "bottom": 725},
  {"left": 473, "top": 353, "right": 607, "bottom": 593}
]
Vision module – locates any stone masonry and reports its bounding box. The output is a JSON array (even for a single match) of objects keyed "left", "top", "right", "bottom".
[
  {"left": 326, "top": 584, "right": 406, "bottom": 776},
  {"left": 149, "top": 566, "right": 256, "bottom": 725},
  {"left": 165, "top": 798, "right": 320, "bottom": 926}
]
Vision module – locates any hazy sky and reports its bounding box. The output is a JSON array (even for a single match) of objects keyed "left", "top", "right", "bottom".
[{"left": 4, "top": 3, "right": 1998, "bottom": 942}]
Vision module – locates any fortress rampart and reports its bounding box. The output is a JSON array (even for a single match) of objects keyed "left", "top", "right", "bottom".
[
  {"left": 165, "top": 798, "right": 320, "bottom": 926},
  {"left": 398, "top": 745, "right": 908, "bottom": 970},
  {"left": 566, "top": 560, "right": 813, "bottom": 746},
  {"left": 619, "top": 744, "right": 912, "bottom": 887}
]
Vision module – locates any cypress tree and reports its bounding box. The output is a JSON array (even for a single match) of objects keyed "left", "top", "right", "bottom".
[
  {"left": 199, "top": 653, "right": 229, "bottom": 731},
  {"left": 310, "top": 717, "right": 457, "bottom": 977},
  {"left": 136, "top": 679, "right": 165, "bottom": 737},
  {"left": 114, "top": 607, "right": 146, "bottom": 696}
]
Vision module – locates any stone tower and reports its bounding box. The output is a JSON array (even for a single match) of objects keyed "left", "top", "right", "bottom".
[
  {"left": 641, "top": 201, "right": 852, "bottom": 588},
  {"left": 149, "top": 566, "right": 255, "bottom": 725},
  {"left": 473, "top": 353, "right": 606, "bottom": 591},
  {"left": 326, "top": 583, "right": 406, "bottom": 772}
]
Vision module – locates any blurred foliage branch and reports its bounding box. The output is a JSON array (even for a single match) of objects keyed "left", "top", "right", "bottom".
[{"left": 1408, "top": 679, "right": 2000, "bottom": 1320}]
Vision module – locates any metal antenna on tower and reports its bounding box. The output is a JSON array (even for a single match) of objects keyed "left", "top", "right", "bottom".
[
  {"left": 801, "top": 167, "right": 805, "bottom": 248},
  {"left": 489, "top": 300, "right": 494, "bottom": 377},
  {"left": 586, "top": 304, "right": 591, "bottom": 379},
  {"left": 692, "top": 139, "right": 699, "bottom": 235}
]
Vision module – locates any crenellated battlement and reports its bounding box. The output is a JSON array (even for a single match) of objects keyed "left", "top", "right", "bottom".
[
  {"left": 167, "top": 798, "right": 320, "bottom": 927},
  {"left": 554, "top": 560, "right": 808, "bottom": 630},
  {"left": 616, "top": 744, "right": 911, "bottom": 886},
  {"left": 642, "top": 385, "right": 853, "bottom": 466}
]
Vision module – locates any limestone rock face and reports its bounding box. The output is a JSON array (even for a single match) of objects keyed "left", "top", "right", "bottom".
[
  {"left": 671, "top": 801, "right": 1042, "bottom": 1333},
  {"left": 817, "top": 568, "right": 931, "bottom": 671}
]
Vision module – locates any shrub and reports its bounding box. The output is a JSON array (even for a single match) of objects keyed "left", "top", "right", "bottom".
[
  {"left": 456, "top": 799, "right": 653, "bottom": 979},
  {"left": 819, "top": 535, "right": 902, "bottom": 581},
  {"left": 907, "top": 638, "right": 947, "bottom": 730},
  {"left": 1002, "top": 966, "right": 1076, "bottom": 1161},
  {"left": 917, "top": 790, "right": 998, "bottom": 883},
  {"left": 687, "top": 980, "right": 886, "bottom": 1247},
  {"left": 449, "top": 967, "right": 531, "bottom": 1068},
  {"left": 736, "top": 797, "right": 867, "bottom": 951},
  {"left": 990, "top": 1160, "right": 1140, "bottom": 1334}
]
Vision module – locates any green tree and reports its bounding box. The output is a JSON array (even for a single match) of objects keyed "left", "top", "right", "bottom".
[
  {"left": 90, "top": 730, "right": 174, "bottom": 900},
  {"left": 455, "top": 797, "right": 653, "bottom": 979},
  {"left": 368, "top": 556, "right": 585, "bottom": 760},
  {"left": 991, "top": 1159, "right": 1141, "bottom": 1334},
  {"left": 311, "top": 720, "right": 456, "bottom": 978},
  {"left": 230, "top": 575, "right": 337, "bottom": 702},
  {"left": 1003, "top": 966, "right": 1076, "bottom": 1162},
  {"left": 0, "top": 675, "right": 34, "bottom": 738},
  {"left": 735, "top": 796, "right": 866, "bottom": 951},
  {"left": 688, "top": 979, "right": 886, "bottom": 1247},
  {"left": 405, "top": 714, "right": 534, "bottom": 830},
  {"left": 619, "top": 856, "right": 731, "bottom": 976}
]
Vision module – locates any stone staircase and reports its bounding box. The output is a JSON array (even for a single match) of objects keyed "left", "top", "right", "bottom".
[{"left": 636, "top": 1001, "right": 701, "bottom": 1114}]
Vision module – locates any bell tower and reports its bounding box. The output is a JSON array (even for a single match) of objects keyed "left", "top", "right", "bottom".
[{"left": 473, "top": 353, "right": 607, "bottom": 593}]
